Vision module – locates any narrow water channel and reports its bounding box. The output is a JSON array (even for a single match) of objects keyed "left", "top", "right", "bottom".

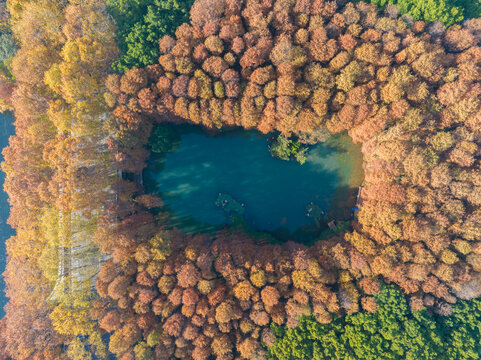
[{"left": 0, "top": 112, "right": 15, "bottom": 318}]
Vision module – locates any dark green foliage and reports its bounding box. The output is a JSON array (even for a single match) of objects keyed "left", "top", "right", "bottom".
[
  {"left": 148, "top": 124, "right": 181, "bottom": 153},
  {"left": 0, "top": 33, "right": 16, "bottom": 63},
  {"left": 366, "top": 0, "right": 481, "bottom": 26},
  {"left": 0, "top": 2, "right": 17, "bottom": 81},
  {"left": 0, "top": 33, "right": 16, "bottom": 81},
  {"left": 268, "top": 285, "right": 481, "bottom": 360},
  {"left": 462, "top": 0, "right": 481, "bottom": 20},
  {"left": 332, "top": 220, "right": 351, "bottom": 233},
  {"left": 106, "top": 0, "right": 195, "bottom": 73},
  {"left": 215, "top": 193, "right": 245, "bottom": 216}
]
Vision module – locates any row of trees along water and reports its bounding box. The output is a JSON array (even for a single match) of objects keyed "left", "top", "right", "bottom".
[{"left": 0, "top": 0, "right": 121, "bottom": 358}]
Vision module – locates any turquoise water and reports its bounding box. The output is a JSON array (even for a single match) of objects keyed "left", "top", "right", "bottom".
[
  {"left": 145, "top": 127, "right": 363, "bottom": 239},
  {"left": 0, "top": 112, "right": 15, "bottom": 318}
]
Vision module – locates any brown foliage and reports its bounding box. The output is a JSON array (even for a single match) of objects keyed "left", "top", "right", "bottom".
[
  {"left": 202, "top": 56, "right": 228, "bottom": 77},
  {"left": 183, "top": 288, "right": 200, "bottom": 306},
  {"left": 238, "top": 337, "right": 261, "bottom": 359},
  {"left": 177, "top": 263, "right": 201, "bottom": 288},
  {"left": 261, "top": 286, "right": 280, "bottom": 307},
  {"left": 108, "top": 276, "right": 132, "bottom": 300},
  {"left": 163, "top": 313, "right": 185, "bottom": 337},
  {"left": 95, "top": 1, "right": 481, "bottom": 358},
  {"left": 120, "top": 67, "right": 148, "bottom": 95},
  {"left": 445, "top": 28, "right": 476, "bottom": 52},
  {"left": 361, "top": 296, "right": 378, "bottom": 313},
  {"left": 100, "top": 310, "right": 122, "bottom": 332}
]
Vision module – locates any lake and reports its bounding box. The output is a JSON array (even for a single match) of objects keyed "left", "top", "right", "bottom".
[
  {"left": 144, "top": 126, "right": 363, "bottom": 241},
  {"left": 0, "top": 112, "right": 15, "bottom": 318}
]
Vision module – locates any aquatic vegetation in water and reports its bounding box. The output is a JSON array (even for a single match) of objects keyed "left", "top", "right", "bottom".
[
  {"left": 269, "top": 134, "right": 309, "bottom": 165},
  {"left": 215, "top": 193, "right": 246, "bottom": 216}
]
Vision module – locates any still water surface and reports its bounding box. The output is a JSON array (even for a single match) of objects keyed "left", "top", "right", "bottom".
[{"left": 145, "top": 127, "right": 363, "bottom": 240}]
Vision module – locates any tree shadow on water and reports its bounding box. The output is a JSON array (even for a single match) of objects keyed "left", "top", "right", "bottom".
[{"left": 154, "top": 203, "right": 222, "bottom": 235}]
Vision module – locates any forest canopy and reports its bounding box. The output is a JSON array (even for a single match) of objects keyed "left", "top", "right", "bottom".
[
  {"left": 96, "top": 0, "right": 481, "bottom": 358},
  {"left": 105, "top": 0, "right": 481, "bottom": 74},
  {"left": 268, "top": 285, "right": 481, "bottom": 359},
  {"left": 1, "top": 0, "right": 481, "bottom": 359},
  {"left": 364, "top": 0, "right": 481, "bottom": 26}
]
